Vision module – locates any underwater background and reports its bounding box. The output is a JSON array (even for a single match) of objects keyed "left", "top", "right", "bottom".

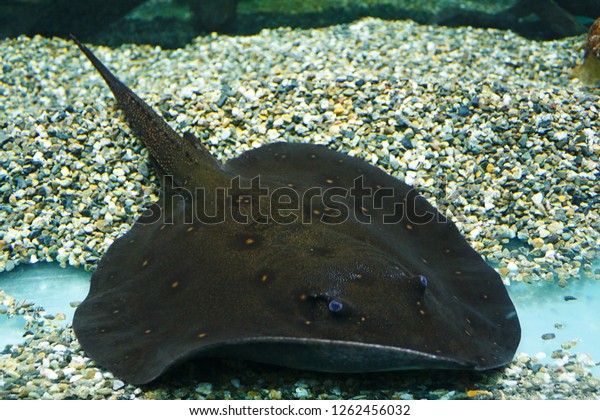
[{"left": 1, "top": 0, "right": 599, "bottom": 399}]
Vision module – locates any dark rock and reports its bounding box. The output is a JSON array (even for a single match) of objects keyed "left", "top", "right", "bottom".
[
  {"left": 518, "top": 135, "right": 528, "bottom": 147},
  {"left": 395, "top": 117, "right": 410, "bottom": 130},
  {"left": 401, "top": 138, "right": 414, "bottom": 150},
  {"left": 139, "top": 162, "right": 150, "bottom": 178},
  {"left": 457, "top": 106, "right": 470, "bottom": 117}
]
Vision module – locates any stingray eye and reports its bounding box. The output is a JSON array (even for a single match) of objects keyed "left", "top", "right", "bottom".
[
  {"left": 328, "top": 299, "right": 344, "bottom": 313},
  {"left": 418, "top": 275, "right": 428, "bottom": 287}
]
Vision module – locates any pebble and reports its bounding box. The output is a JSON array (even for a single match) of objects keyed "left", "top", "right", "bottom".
[
  {"left": 269, "top": 389, "right": 282, "bottom": 399},
  {"left": 41, "top": 368, "right": 58, "bottom": 381},
  {"left": 294, "top": 387, "right": 309, "bottom": 398},
  {"left": 112, "top": 380, "right": 125, "bottom": 391}
]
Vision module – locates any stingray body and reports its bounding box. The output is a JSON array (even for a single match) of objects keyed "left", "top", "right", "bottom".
[{"left": 71, "top": 38, "right": 521, "bottom": 385}]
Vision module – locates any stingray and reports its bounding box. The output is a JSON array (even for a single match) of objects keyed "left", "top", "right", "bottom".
[{"left": 70, "top": 37, "right": 521, "bottom": 385}]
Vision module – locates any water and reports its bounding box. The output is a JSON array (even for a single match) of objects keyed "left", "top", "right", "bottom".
[
  {"left": 507, "top": 279, "right": 600, "bottom": 375},
  {"left": 0, "top": 263, "right": 90, "bottom": 348},
  {"left": 1, "top": 263, "right": 598, "bottom": 375}
]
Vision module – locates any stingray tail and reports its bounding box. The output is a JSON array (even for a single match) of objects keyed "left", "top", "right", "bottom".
[{"left": 70, "top": 35, "right": 222, "bottom": 188}]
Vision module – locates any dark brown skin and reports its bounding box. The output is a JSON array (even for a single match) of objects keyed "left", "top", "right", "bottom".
[{"left": 71, "top": 38, "right": 520, "bottom": 385}]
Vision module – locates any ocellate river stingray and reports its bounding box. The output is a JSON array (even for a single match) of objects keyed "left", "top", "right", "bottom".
[{"left": 71, "top": 38, "right": 521, "bottom": 385}]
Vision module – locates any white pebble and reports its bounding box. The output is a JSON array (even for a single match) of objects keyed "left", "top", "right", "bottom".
[
  {"left": 94, "top": 154, "right": 106, "bottom": 165},
  {"left": 557, "top": 372, "right": 576, "bottom": 383},
  {"left": 62, "top": 367, "right": 76, "bottom": 377},
  {"left": 41, "top": 368, "right": 58, "bottom": 380},
  {"left": 69, "top": 375, "right": 83, "bottom": 383},
  {"left": 294, "top": 387, "right": 309, "bottom": 398},
  {"left": 267, "top": 129, "right": 280, "bottom": 141},
  {"left": 53, "top": 344, "right": 67, "bottom": 353},
  {"left": 113, "top": 380, "right": 125, "bottom": 390},
  {"left": 32, "top": 151, "right": 45, "bottom": 165}
]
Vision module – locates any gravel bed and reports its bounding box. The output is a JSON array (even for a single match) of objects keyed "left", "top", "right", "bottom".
[{"left": 0, "top": 17, "right": 599, "bottom": 399}]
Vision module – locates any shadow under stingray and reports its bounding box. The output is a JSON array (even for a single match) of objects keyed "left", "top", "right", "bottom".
[{"left": 146, "top": 357, "right": 498, "bottom": 399}]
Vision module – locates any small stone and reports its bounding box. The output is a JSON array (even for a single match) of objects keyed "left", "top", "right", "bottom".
[
  {"left": 41, "top": 369, "right": 58, "bottom": 380},
  {"left": 62, "top": 367, "right": 76, "bottom": 377},
  {"left": 561, "top": 340, "right": 578, "bottom": 350},
  {"left": 389, "top": 155, "right": 400, "bottom": 170},
  {"left": 401, "top": 138, "right": 414, "bottom": 149},
  {"left": 112, "top": 379, "right": 125, "bottom": 390},
  {"left": 541, "top": 333, "right": 556, "bottom": 340},
  {"left": 96, "top": 387, "right": 113, "bottom": 396},
  {"left": 53, "top": 344, "right": 66, "bottom": 352},
  {"left": 195, "top": 383, "right": 212, "bottom": 395},
  {"left": 32, "top": 151, "right": 45, "bottom": 165},
  {"left": 294, "top": 387, "right": 309, "bottom": 398},
  {"left": 94, "top": 154, "right": 106, "bottom": 165},
  {"left": 531, "top": 238, "right": 544, "bottom": 249},
  {"left": 268, "top": 389, "right": 282, "bottom": 399},
  {"left": 69, "top": 375, "right": 83, "bottom": 383},
  {"left": 112, "top": 167, "right": 125, "bottom": 177}
]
